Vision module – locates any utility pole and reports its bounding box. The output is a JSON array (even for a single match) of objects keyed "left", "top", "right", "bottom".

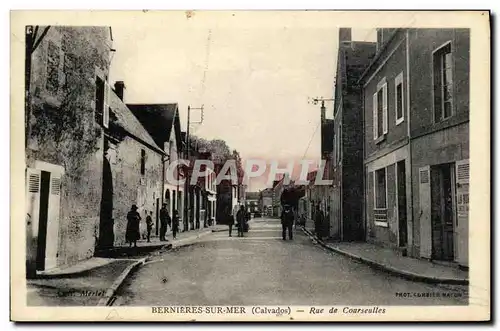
[{"left": 184, "top": 105, "right": 204, "bottom": 231}]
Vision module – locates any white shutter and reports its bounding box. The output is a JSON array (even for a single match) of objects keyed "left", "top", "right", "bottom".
[
  {"left": 419, "top": 165, "right": 432, "bottom": 258},
  {"left": 382, "top": 83, "right": 388, "bottom": 134},
  {"left": 373, "top": 93, "right": 378, "bottom": 140},
  {"left": 455, "top": 159, "right": 469, "bottom": 267},
  {"left": 103, "top": 82, "right": 110, "bottom": 128},
  {"left": 45, "top": 174, "right": 62, "bottom": 270},
  {"left": 26, "top": 168, "right": 41, "bottom": 270}
]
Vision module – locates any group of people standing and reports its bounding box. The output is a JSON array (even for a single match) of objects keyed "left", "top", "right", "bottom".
[
  {"left": 226, "top": 204, "right": 251, "bottom": 237},
  {"left": 125, "top": 203, "right": 180, "bottom": 247}
]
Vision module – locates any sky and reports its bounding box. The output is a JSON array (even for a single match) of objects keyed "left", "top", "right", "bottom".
[{"left": 109, "top": 11, "right": 376, "bottom": 191}]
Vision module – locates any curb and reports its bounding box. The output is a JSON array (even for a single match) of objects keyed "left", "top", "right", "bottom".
[
  {"left": 97, "top": 258, "right": 147, "bottom": 306},
  {"left": 301, "top": 227, "right": 468, "bottom": 286},
  {"left": 100, "top": 230, "right": 216, "bottom": 306}
]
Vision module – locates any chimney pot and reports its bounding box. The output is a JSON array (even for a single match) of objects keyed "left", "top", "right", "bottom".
[{"left": 114, "top": 81, "right": 125, "bottom": 101}]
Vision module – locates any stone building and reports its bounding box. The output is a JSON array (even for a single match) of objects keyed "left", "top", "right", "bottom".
[
  {"left": 361, "top": 28, "right": 413, "bottom": 255},
  {"left": 98, "top": 83, "right": 165, "bottom": 248},
  {"left": 408, "top": 29, "right": 469, "bottom": 268},
  {"left": 330, "top": 28, "right": 376, "bottom": 241},
  {"left": 127, "top": 103, "right": 184, "bottom": 233},
  {"left": 25, "top": 26, "right": 112, "bottom": 274},
  {"left": 360, "top": 28, "right": 469, "bottom": 269}
]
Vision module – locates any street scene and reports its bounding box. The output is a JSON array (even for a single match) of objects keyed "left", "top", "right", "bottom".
[
  {"left": 113, "top": 217, "right": 468, "bottom": 306},
  {"left": 19, "top": 11, "right": 484, "bottom": 319}
]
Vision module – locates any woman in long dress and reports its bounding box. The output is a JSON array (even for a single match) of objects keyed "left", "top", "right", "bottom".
[{"left": 126, "top": 204, "right": 141, "bottom": 247}]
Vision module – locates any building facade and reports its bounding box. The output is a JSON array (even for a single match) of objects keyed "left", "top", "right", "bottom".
[
  {"left": 408, "top": 29, "right": 470, "bottom": 268},
  {"left": 127, "top": 103, "right": 184, "bottom": 232},
  {"left": 331, "top": 28, "right": 377, "bottom": 241},
  {"left": 98, "top": 83, "right": 165, "bottom": 248},
  {"left": 361, "top": 28, "right": 413, "bottom": 254},
  {"left": 259, "top": 188, "right": 273, "bottom": 216},
  {"left": 361, "top": 28, "right": 469, "bottom": 268},
  {"left": 25, "top": 26, "right": 112, "bottom": 274}
]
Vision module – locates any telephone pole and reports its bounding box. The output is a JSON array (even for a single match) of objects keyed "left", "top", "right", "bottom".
[{"left": 184, "top": 105, "right": 204, "bottom": 231}]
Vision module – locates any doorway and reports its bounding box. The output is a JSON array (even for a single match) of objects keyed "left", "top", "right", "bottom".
[
  {"left": 98, "top": 157, "right": 114, "bottom": 249},
  {"left": 35, "top": 171, "right": 50, "bottom": 271},
  {"left": 430, "top": 163, "right": 455, "bottom": 261},
  {"left": 397, "top": 161, "right": 407, "bottom": 247}
]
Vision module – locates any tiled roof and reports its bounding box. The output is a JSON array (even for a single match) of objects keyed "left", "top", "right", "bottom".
[
  {"left": 108, "top": 91, "right": 163, "bottom": 152},
  {"left": 127, "top": 103, "right": 181, "bottom": 150}
]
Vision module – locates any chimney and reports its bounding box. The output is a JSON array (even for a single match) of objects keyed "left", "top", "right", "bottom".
[
  {"left": 339, "top": 28, "right": 352, "bottom": 43},
  {"left": 114, "top": 81, "right": 125, "bottom": 101},
  {"left": 320, "top": 100, "right": 326, "bottom": 123}
]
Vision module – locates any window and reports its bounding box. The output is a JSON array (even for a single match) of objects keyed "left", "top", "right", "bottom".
[
  {"left": 46, "top": 41, "right": 61, "bottom": 93},
  {"left": 395, "top": 72, "right": 404, "bottom": 125},
  {"left": 140, "top": 149, "right": 146, "bottom": 175},
  {"left": 433, "top": 42, "right": 453, "bottom": 122},
  {"left": 373, "top": 79, "right": 388, "bottom": 140},
  {"left": 374, "top": 168, "right": 387, "bottom": 209}
]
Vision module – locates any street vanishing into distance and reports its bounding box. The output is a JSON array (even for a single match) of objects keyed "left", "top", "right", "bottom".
[{"left": 113, "top": 218, "right": 468, "bottom": 307}]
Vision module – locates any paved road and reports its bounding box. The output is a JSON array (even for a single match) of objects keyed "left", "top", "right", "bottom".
[{"left": 114, "top": 217, "right": 468, "bottom": 306}]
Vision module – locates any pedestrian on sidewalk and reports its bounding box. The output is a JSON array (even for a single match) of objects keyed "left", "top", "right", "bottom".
[
  {"left": 227, "top": 206, "right": 235, "bottom": 237},
  {"left": 146, "top": 211, "right": 153, "bottom": 243},
  {"left": 126, "top": 205, "right": 141, "bottom": 248},
  {"left": 159, "top": 204, "right": 170, "bottom": 241},
  {"left": 172, "top": 210, "right": 180, "bottom": 239},
  {"left": 314, "top": 204, "right": 324, "bottom": 237},
  {"left": 281, "top": 204, "right": 294, "bottom": 240},
  {"left": 236, "top": 205, "right": 246, "bottom": 237}
]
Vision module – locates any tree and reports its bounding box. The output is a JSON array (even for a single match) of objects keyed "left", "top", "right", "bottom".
[{"left": 189, "top": 135, "right": 244, "bottom": 184}]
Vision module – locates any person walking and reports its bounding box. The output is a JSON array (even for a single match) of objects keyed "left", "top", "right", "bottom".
[
  {"left": 146, "top": 211, "right": 153, "bottom": 243},
  {"left": 314, "top": 204, "right": 324, "bottom": 238},
  {"left": 126, "top": 205, "right": 141, "bottom": 247},
  {"left": 159, "top": 204, "right": 170, "bottom": 241},
  {"left": 281, "top": 204, "right": 294, "bottom": 240},
  {"left": 236, "top": 205, "right": 246, "bottom": 237},
  {"left": 172, "top": 210, "right": 180, "bottom": 239}
]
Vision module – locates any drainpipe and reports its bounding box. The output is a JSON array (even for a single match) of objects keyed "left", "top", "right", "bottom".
[{"left": 406, "top": 29, "right": 413, "bottom": 255}]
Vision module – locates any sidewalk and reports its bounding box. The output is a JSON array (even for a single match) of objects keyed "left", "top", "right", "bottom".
[
  {"left": 27, "top": 225, "right": 226, "bottom": 306},
  {"left": 302, "top": 227, "right": 468, "bottom": 285},
  {"left": 27, "top": 258, "right": 142, "bottom": 306}
]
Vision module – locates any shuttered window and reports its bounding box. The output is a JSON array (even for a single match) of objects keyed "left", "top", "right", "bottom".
[
  {"left": 51, "top": 177, "right": 61, "bottom": 195},
  {"left": 28, "top": 174, "right": 40, "bottom": 193},
  {"left": 373, "top": 78, "right": 388, "bottom": 140}
]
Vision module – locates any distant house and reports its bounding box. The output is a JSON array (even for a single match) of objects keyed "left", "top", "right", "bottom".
[
  {"left": 245, "top": 191, "right": 260, "bottom": 213},
  {"left": 259, "top": 188, "right": 273, "bottom": 216}
]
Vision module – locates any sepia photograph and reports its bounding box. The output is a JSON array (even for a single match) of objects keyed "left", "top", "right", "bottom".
[{"left": 10, "top": 10, "right": 490, "bottom": 322}]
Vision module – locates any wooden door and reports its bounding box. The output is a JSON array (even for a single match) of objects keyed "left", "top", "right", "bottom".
[
  {"left": 26, "top": 168, "right": 41, "bottom": 275},
  {"left": 45, "top": 174, "right": 62, "bottom": 270}
]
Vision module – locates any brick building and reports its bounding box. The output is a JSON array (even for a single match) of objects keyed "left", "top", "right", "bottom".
[
  {"left": 25, "top": 26, "right": 113, "bottom": 274},
  {"left": 331, "top": 28, "right": 376, "bottom": 241},
  {"left": 360, "top": 28, "right": 469, "bottom": 268}
]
